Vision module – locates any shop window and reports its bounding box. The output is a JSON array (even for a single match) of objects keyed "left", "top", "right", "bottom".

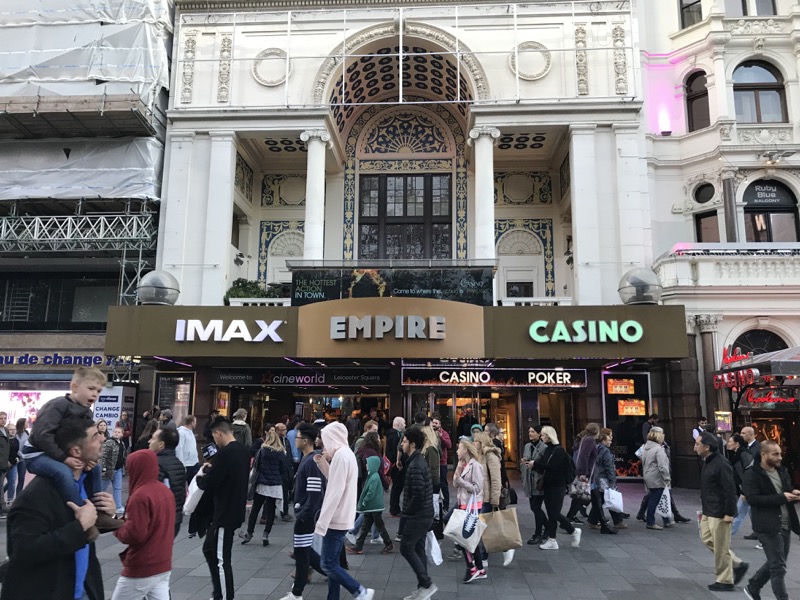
[
  {"left": 695, "top": 211, "right": 720, "bottom": 242},
  {"left": 680, "top": 0, "right": 703, "bottom": 28},
  {"left": 686, "top": 72, "right": 710, "bottom": 132},
  {"left": 733, "top": 61, "right": 787, "bottom": 124},
  {"left": 732, "top": 329, "right": 788, "bottom": 356},
  {"left": 742, "top": 179, "right": 799, "bottom": 242},
  {"left": 358, "top": 174, "right": 452, "bottom": 259}
]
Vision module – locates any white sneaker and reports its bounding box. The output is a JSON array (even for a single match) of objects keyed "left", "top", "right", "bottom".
[
  {"left": 417, "top": 583, "right": 438, "bottom": 600},
  {"left": 370, "top": 537, "right": 382, "bottom": 545},
  {"left": 278, "top": 593, "right": 303, "bottom": 600},
  {"left": 402, "top": 589, "right": 421, "bottom": 600},
  {"left": 502, "top": 549, "right": 515, "bottom": 566},
  {"left": 345, "top": 532, "right": 357, "bottom": 545},
  {"left": 539, "top": 538, "right": 559, "bottom": 550},
  {"left": 571, "top": 528, "right": 582, "bottom": 548},
  {"left": 356, "top": 588, "right": 374, "bottom": 600}
]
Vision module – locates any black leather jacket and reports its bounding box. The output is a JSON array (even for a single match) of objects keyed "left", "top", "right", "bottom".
[
  {"left": 700, "top": 451, "right": 738, "bottom": 519},
  {"left": 742, "top": 461, "right": 800, "bottom": 535}
]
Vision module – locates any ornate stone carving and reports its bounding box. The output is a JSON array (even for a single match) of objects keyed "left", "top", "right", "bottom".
[
  {"left": 468, "top": 126, "right": 501, "bottom": 144},
  {"left": 217, "top": 34, "right": 232, "bottom": 104},
  {"left": 234, "top": 153, "right": 253, "bottom": 202},
  {"left": 180, "top": 30, "right": 198, "bottom": 105},
  {"left": 497, "top": 229, "right": 543, "bottom": 255},
  {"left": 696, "top": 314, "right": 722, "bottom": 334},
  {"left": 726, "top": 18, "right": 787, "bottom": 35},
  {"left": 252, "top": 48, "right": 291, "bottom": 87},
  {"left": 361, "top": 112, "right": 449, "bottom": 154},
  {"left": 685, "top": 314, "right": 697, "bottom": 335},
  {"left": 612, "top": 24, "right": 627, "bottom": 95},
  {"left": 312, "top": 21, "right": 488, "bottom": 104},
  {"left": 508, "top": 41, "right": 552, "bottom": 82},
  {"left": 300, "top": 129, "right": 331, "bottom": 144},
  {"left": 359, "top": 159, "right": 452, "bottom": 172},
  {"left": 719, "top": 124, "right": 733, "bottom": 142},
  {"left": 674, "top": 173, "right": 722, "bottom": 214},
  {"left": 261, "top": 174, "right": 306, "bottom": 207},
  {"left": 575, "top": 25, "right": 589, "bottom": 96},
  {"left": 736, "top": 127, "right": 792, "bottom": 145},
  {"left": 495, "top": 219, "right": 555, "bottom": 296},
  {"left": 258, "top": 221, "right": 304, "bottom": 285},
  {"left": 494, "top": 172, "right": 552, "bottom": 205}
]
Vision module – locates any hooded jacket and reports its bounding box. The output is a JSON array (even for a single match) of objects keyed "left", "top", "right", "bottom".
[
  {"left": 453, "top": 457, "right": 483, "bottom": 508},
  {"left": 357, "top": 456, "right": 386, "bottom": 513},
  {"left": 114, "top": 450, "right": 175, "bottom": 578},
  {"left": 641, "top": 440, "right": 671, "bottom": 489},
  {"left": 482, "top": 444, "right": 502, "bottom": 506},
  {"left": 231, "top": 420, "right": 252, "bottom": 449},
  {"left": 315, "top": 422, "right": 357, "bottom": 535}
]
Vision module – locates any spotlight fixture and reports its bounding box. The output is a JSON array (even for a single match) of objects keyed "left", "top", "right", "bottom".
[
  {"left": 660, "top": 130, "right": 672, "bottom": 137},
  {"left": 758, "top": 150, "right": 795, "bottom": 165}
]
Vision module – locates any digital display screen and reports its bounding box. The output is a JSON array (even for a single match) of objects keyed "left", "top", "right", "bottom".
[
  {"left": 618, "top": 399, "right": 646, "bottom": 416},
  {"left": 608, "top": 378, "right": 635, "bottom": 395}
]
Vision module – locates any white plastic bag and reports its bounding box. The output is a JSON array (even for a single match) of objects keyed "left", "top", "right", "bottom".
[
  {"left": 183, "top": 473, "right": 205, "bottom": 515},
  {"left": 655, "top": 488, "right": 673, "bottom": 521},
  {"left": 603, "top": 488, "right": 624, "bottom": 513},
  {"left": 432, "top": 493, "right": 440, "bottom": 520},
  {"left": 425, "top": 531, "right": 443, "bottom": 566}
]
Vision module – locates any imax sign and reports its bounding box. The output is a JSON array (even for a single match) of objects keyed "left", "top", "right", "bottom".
[{"left": 175, "top": 319, "right": 284, "bottom": 343}]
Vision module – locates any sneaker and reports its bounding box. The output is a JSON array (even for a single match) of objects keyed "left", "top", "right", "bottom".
[
  {"left": 707, "top": 582, "right": 735, "bottom": 592},
  {"left": 262, "top": 532, "right": 269, "bottom": 547},
  {"left": 755, "top": 544, "right": 763, "bottom": 550},
  {"left": 733, "top": 562, "right": 749, "bottom": 585},
  {"left": 743, "top": 533, "right": 758, "bottom": 540},
  {"left": 463, "top": 567, "right": 482, "bottom": 583},
  {"left": 370, "top": 537, "right": 383, "bottom": 545},
  {"left": 674, "top": 515, "right": 691, "bottom": 523},
  {"left": 447, "top": 548, "right": 462, "bottom": 561},
  {"left": 473, "top": 569, "right": 487, "bottom": 580},
  {"left": 239, "top": 531, "right": 253, "bottom": 545},
  {"left": 281, "top": 514, "right": 294, "bottom": 522},
  {"left": 539, "top": 538, "right": 559, "bottom": 550},
  {"left": 588, "top": 522, "right": 601, "bottom": 529},
  {"left": 664, "top": 521, "right": 674, "bottom": 528},
  {"left": 614, "top": 522, "right": 628, "bottom": 529},
  {"left": 394, "top": 534, "right": 402, "bottom": 542},
  {"left": 743, "top": 584, "right": 761, "bottom": 600},
  {"left": 278, "top": 593, "right": 303, "bottom": 600},
  {"left": 527, "top": 534, "right": 542, "bottom": 545},
  {"left": 380, "top": 543, "right": 394, "bottom": 555},
  {"left": 356, "top": 589, "right": 374, "bottom": 600},
  {"left": 502, "top": 549, "right": 515, "bottom": 566},
  {"left": 646, "top": 524, "right": 663, "bottom": 530},
  {"left": 571, "top": 528, "right": 582, "bottom": 548},
  {"left": 417, "top": 583, "right": 438, "bottom": 600},
  {"left": 345, "top": 532, "right": 357, "bottom": 545},
  {"left": 402, "top": 589, "right": 421, "bottom": 600}
]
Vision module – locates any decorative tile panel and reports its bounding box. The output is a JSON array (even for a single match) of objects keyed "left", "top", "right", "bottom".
[
  {"left": 362, "top": 112, "right": 449, "bottom": 154},
  {"left": 494, "top": 172, "right": 552, "bottom": 205},
  {"left": 495, "top": 219, "right": 555, "bottom": 296},
  {"left": 234, "top": 153, "right": 253, "bottom": 203},
  {"left": 258, "top": 220, "right": 305, "bottom": 285},
  {"left": 559, "top": 155, "right": 570, "bottom": 199},
  {"left": 261, "top": 174, "right": 306, "bottom": 207},
  {"left": 264, "top": 137, "right": 307, "bottom": 153},
  {"left": 496, "top": 132, "right": 547, "bottom": 151},
  {"left": 359, "top": 159, "right": 452, "bottom": 172}
]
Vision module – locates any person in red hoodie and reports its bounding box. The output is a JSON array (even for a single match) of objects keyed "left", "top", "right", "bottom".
[{"left": 111, "top": 449, "right": 176, "bottom": 600}]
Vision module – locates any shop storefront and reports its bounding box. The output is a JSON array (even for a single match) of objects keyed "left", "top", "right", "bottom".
[{"left": 106, "top": 298, "right": 688, "bottom": 475}]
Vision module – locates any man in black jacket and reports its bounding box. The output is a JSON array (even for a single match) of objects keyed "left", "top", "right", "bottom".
[
  {"left": 2, "top": 417, "right": 117, "bottom": 600},
  {"left": 386, "top": 416, "right": 406, "bottom": 517},
  {"left": 197, "top": 418, "right": 250, "bottom": 600},
  {"left": 399, "top": 427, "right": 436, "bottom": 600},
  {"left": 741, "top": 441, "right": 800, "bottom": 600},
  {"left": 695, "top": 432, "right": 748, "bottom": 592},
  {"left": 149, "top": 426, "right": 187, "bottom": 537}
]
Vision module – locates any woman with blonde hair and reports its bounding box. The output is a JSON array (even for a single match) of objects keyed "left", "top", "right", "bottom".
[
  {"left": 452, "top": 439, "right": 487, "bottom": 583},
  {"left": 531, "top": 426, "right": 582, "bottom": 550},
  {"left": 641, "top": 426, "right": 672, "bottom": 530},
  {"left": 240, "top": 430, "right": 287, "bottom": 546},
  {"left": 421, "top": 425, "right": 441, "bottom": 495},
  {"left": 473, "top": 429, "right": 515, "bottom": 566}
]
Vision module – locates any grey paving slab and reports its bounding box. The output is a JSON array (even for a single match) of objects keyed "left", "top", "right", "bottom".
[{"left": 1, "top": 480, "right": 798, "bottom": 600}]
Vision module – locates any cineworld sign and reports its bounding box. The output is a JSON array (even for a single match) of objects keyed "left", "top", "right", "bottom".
[{"left": 529, "top": 320, "right": 644, "bottom": 343}]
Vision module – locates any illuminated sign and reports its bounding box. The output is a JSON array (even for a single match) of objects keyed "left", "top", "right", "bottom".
[
  {"left": 715, "top": 345, "right": 758, "bottom": 389},
  {"left": 741, "top": 388, "right": 799, "bottom": 409},
  {"left": 715, "top": 411, "right": 733, "bottom": 433},
  {"left": 617, "top": 399, "right": 646, "bottom": 416},
  {"left": 607, "top": 378, "right": 635, "bottom": 395},
  {"left": 330, "top": 315, "right": 445, "bottom": 340},
  {"left": 402, "top": 367, "right": 587, "bottom": 388},
  {"left": 175, "top": 319, "right": 284, "bottom": 343},
  {"left": 528, "top": 320, "right": 643, "bottom": 344}
]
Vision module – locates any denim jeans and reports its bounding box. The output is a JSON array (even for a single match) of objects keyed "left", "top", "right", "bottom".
[
  {"left": 5, "top": 464, "right": 17, "bottom": 502},
  {"left": 25, "top": 454, "right": 102, "bottom": 504},
  {"left": 102, "top": 468, "right": 124, "bottom": 512},
  {"left": 320, "top": 529, "right": 363, "bottom": 600},
  {"left": 731, "top": 496, "right": 750, "bottom": 536},
  {"left": 645, "top": 487, "right": 664, "bottom": 527},
  {"left": 750, "top": 529, "right": 791, "bottom": 600}
]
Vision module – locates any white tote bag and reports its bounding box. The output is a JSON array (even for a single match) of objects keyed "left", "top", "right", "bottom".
[
  {"left": 443, "top": 494, "right": 486, "bottom": 553},
  {"left": 655, "top": 488, "right": 673, "bottom": 521},
  {"left": 603, "top": 488, "right": 624, "bottom": 513},
  {"left": 183, "top": 473, "right": 205, "bottom": 515},
  {"left": 425, "top": 531, "right": 443, "bottom": 566}
]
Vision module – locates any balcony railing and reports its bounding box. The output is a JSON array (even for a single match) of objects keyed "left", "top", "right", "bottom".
[
  {"left": 498, "top": 296, "right": 573, "bottom": 306},
  {"left": 228, "top": 298, "right": 291, "bottom": 307}
]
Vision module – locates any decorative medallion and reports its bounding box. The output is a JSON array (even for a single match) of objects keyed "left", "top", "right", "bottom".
[
  {"left": 252, "top": 48, "right": 292, "bottom": 87},
  {"left": 495, "top": 219, "right": 555, "bottom": 296},
  {"left": 362, "top": 112, "right": 449, "bottom": 154},
  {"left": 508, "top": 41, "right": 552, "bottom": 81},
  {"left": 496, "top": 132, "right": 547, "bottom": 151},
  {"left": 263, "top": 137, "right": 307, "bottom": 153}
]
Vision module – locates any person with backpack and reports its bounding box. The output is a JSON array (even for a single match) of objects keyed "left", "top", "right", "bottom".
[
  {"left": 531, "top": 426, "right": 581, "bottom": 550},
  {"left": 346, "top": 455, "right": 394, "bottom": 555}
]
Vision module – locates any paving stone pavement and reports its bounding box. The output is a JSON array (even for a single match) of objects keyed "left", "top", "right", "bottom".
[{"left": 1, "top": 481, "right": 798, "bottom": 599}]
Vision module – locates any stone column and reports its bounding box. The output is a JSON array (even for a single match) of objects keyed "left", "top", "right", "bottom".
[
  {"left": 696, "top": 314, "right": 723, "bottom": 415},
  {"left": 569, "top": 125, "right": 602, "bottom": 305},
  {"left": 201, "top": 131, "right": 237, "bottom": 305},
  {"left": 300, "top": 129, "right": 330, "bottom": 261},
  {"left": 710, "top": 40, "right": 731, "bottom": 120},
  {"left": 469, "top": 126, "right": 500, "bottom": 261},
  {"left": 721, "top": 167, "right": 739, "bottom": 242},
  {"left": 613, "top": 124, "right": 646, "bottom": 267},
  {"left": 158, "top": 132, "right": 195, "bottom": 292}
]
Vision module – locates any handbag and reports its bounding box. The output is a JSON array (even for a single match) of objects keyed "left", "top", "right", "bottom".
[
  {"left": 183, "top": 472, "right": 205, "bottom": 515},
  {"left": 603, "top": 488, "right": 624, "bottom": 513},
  {"left": 568, "top": 477, "right": 591, "bottom": 502},
  {"left": 499, "top": 487, "right": 511, "bottom": 509},
  {"left": 443, "top": 494, "right": 486, "bottom": 553},
  {"left": 247, "top": 450, "right": 261, "bottom": 501},
  {"left": 425, "top": 531, "right": 443, "bottom": 566},
  {"left": 480, "top": 507, "right": 523, "bottom": 553},
  {"left": 655, "top": 488, "right": 673, "bottom": 521}
]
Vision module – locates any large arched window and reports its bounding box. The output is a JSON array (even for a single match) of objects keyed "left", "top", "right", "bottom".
[
  {"left": 733, "top": 61, "right": 787, "bottom": 123},
  {"left": 686, "top": 71, "right": 710, "bottom": 131},
  {"left": 732, "top": 329, "right": 788, "bottom": 356},
  {"left": 743, "top": 179, "right": 799, "bottom": 242}
]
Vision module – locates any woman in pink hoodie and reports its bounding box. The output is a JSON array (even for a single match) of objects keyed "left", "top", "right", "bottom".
[{"left": 313, "top": 422, "right": 375, "bottom": 600}]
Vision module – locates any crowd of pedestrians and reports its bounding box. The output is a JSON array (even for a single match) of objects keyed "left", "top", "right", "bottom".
[{"left": 1, "top": 367, "right": 799, "bottom": 600}]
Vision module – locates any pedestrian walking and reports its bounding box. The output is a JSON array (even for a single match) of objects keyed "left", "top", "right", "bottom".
[
  {"left": 567, "top": 423, "right": 600, "bottom": 525},
  {"left": 196, "top": 418, "right": 250, "bottom": 600},
  {"left": 240, "top": 430, "right": 287, "bottom": 546},
  {"left": 149, "top": 427, "right": 187, "bottom": 538},
  {"left": 11, "top": 418, "right": 29, "bottom": 499},
  {"left": 521, "top": 425, "right": 548, "bottom": 545},
  {"left": 314, "top": 422, "right": 375, "bottom": 600},
  {"left": 431, "top": 415, "right": 452, "bottom": 509},
  {"left": 695, "top": 431, "right": 749, "bottom": 592},
  {"left": 346, "top": 454, "right": 394, "bottom": 555},
  {"left": 276, "top": 421, "right": 295, "bottom": 522},
  {"left": 231, "top": 408, "right": 253, "bottom": 449},
  {"left": 531, "top": 426, "right": 581, "bottom": 550},
  {"left": 588, "top": 428, "right": 625, "bottom": 532},
  {"left": 347, "top": 431, "right": 386, "bottom": 545},
  {"left": 452, "top": 439, "right": 486, "bottom": 582},
  {"left": 641, "top": 427, "right": 672, "bottom": 530},
  {"left": 101, "top": 426, "right": 127, "bottom": 514},
  {"left": 741, "top": 440, "right": 800, "bottom": 600},
  {"left": 387, "top": 416, "right": 406, "bottom": 517},
  {"left": 727, "top": 433, "right": 754, "bottom": 537}
]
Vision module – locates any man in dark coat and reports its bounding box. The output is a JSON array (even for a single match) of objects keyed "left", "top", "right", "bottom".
[
  {"left": 456, "top": 408, "right": 479, "bottom": 440},
  {"left": 741, "top": 440, "right": 800, "bottom": 600},
  {"left": 2, "top": 417, "right": 117, "bottom": 600},
  {"left": 149, "top": 426, "right": 187, "bottom": 537},
  {"left": 695, "top": 432, "right": 748, "bottom": 592}
]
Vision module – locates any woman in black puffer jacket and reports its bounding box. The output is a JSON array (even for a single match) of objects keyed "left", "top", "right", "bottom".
[
  {"left": 240, "top": 431, "right": 287, "bottom": 546},
  {"left": 588, "top": 428, "right": 624, "bottom": 532}
]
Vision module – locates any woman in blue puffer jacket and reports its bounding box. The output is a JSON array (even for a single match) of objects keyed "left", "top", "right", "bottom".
[{"left": 240, "top": 430, "right": 287, "bottom": 546}]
